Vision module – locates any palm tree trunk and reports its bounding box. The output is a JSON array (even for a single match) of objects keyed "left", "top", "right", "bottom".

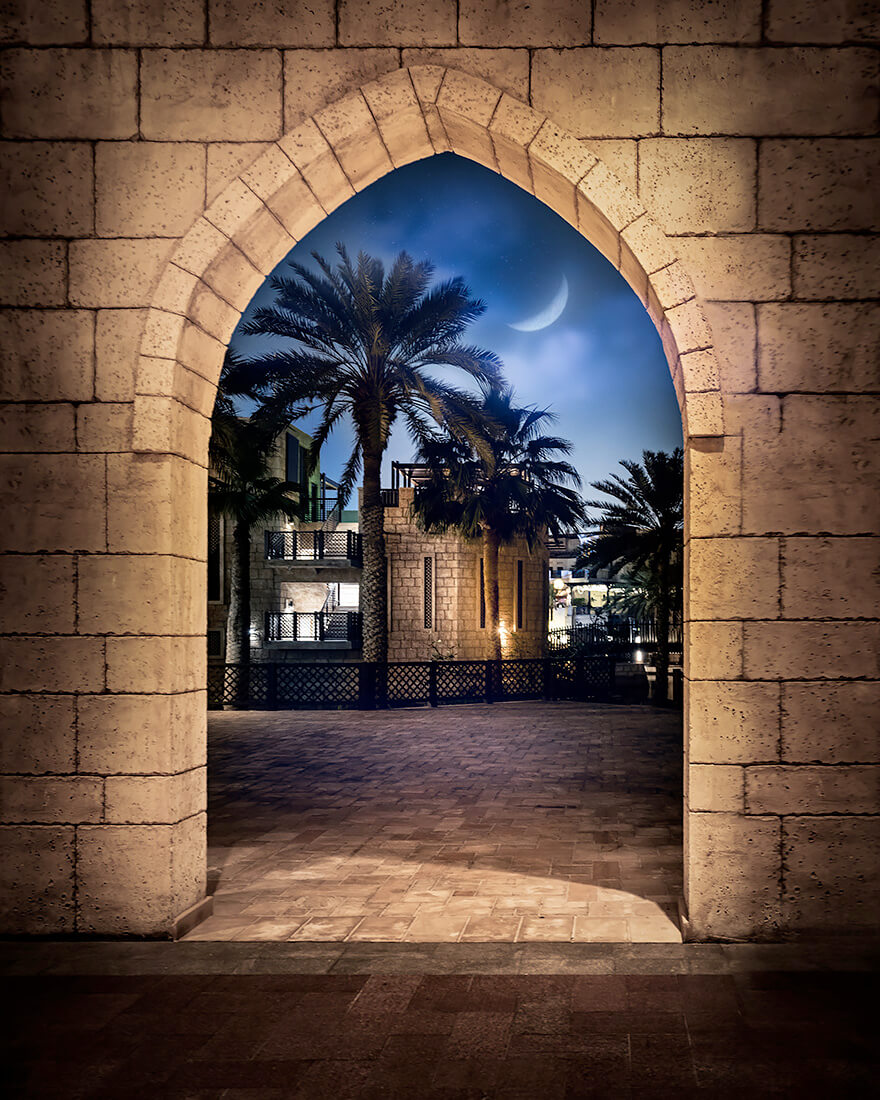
[
  {"left": 360, "top": 446, "right": 388, "bottom": 663},
  {"left": 226, "top": 522, "right": 252, "bottom": 668},
  {"left": 483, "top": 527, "right": 502, "bottom": 662}
]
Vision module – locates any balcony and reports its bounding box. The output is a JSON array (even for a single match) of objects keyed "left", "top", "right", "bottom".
[
  {"left": 265, "top": 610, "right": 362, "bottom": 645},
  {"left": 265, "top": 529, "right": 362, "bottom": 564}
]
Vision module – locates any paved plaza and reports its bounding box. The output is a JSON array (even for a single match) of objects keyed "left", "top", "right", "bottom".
[{"left": 186, "top": 702, "right": 683, "bottom": 943}]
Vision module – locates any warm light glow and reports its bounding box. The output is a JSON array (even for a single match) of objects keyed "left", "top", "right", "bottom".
[{"left": 635, "top": 649, "right": 644, "bottom": 663}]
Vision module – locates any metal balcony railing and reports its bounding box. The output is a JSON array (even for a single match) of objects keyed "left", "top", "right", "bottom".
[
  {"left": 265, "top": 529, "right": 362, "bottom": 563},
  {"left": 265, "top": 610, "right": 362, "bottom": 643}
]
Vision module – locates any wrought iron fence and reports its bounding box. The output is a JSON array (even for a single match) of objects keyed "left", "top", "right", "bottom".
[
  {"left": 548, "top": 620, "right": 683, "bottom": 660},
  {"left": 265, "top": 610, "right": 362, "bottom": 642},
  {"left": 265, "top": 529, "right": 362, "bottom": 562},
  {"left": 208, "top": 655, "right": 616, "bottom": 710}
]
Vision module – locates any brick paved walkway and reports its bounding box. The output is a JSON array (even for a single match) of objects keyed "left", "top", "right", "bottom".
[{"left": 187, "top": 702, "right": 682, "bottom": 943}]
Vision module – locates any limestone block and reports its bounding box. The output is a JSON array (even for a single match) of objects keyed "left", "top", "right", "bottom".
[
  {"left": 187, "top": 283, "right": 239, "bottom": 344},
  {"left": 620, "top": 215, "right": 677, "bottom": 287},
  {"left": 361, "top": 69, "right": 433, "bottom": 169},
  {"left": 460, "top": 0, "right": 590, "bottom": 46},
  {"left": 782, "top": 816, "right": 880, "bottom": 931},
  {"left": 703, "top": 302, "right": 756, "bottom": 394},
  {"left": 671, "top": 236, "right": 790, "bottom": 302},
  {"left": 104, "top": 768, "right": 205, "bottom": 824},
  {"left": 639, "top": 139, "right": 756, "bottom": 235},
  {"left": 0, "top": 454, "right": 107, "bottom": 552},
  {"left": 339, "top": 0, "right": 456, "bottom": 46},
  {"left": 741, "top": 395, "right": 880, "bottom": 535},
  {"left": 204, "top": 176, "right": 265, "bottom": 240},
  {"left": 76, "top": 402, "right": 134, "bottom": 453},
  {"left": 78, "top": 691, "right": 206, "bottom": 774},
  {"left": 1, "top": 0, "right": 87, "bottom": 44},
  {"left": 596, "top": 0, "right": 761, "bottom": 43},
  {"left": 688, "top": 680, "right": 779, "bottom": 764},
  {"left": 170, "top": 811, "right": 207, "bottom": 915},
  {"left": 0, "top": 825, "right": 75, "bottom": 934},
  {"left": 206, "top": 143, "right": 270, "bottom": 205},
  {"left": 759, "top": 140, "right": 880, "bottom": 232},
  {"left": 232, "top": 206, "right": 296, "bottom": 276},
  {"left": 0, "top": 241, "right": 66, "bottom": 306},
  {"left": 793, "top": 234, "right": 880, "bottom": 300},
  {"left": 78, "top": 554, "right": 203, "bottom": 636},
  {"left": 283, "top": 47, "right": 398, "bottom": 129},
  {"left": 688, "top": 764, "right": 745, "bottom": 812},
  {"left": 766, "top": 0, "right": 880, "bottom": 44},
  {"left": 279, "top": 118, "right": 356, "bottom": 213},
  {"left": 107, "top": 453, "right": 206, "bottom": 558},
  {"left": 132, "top": 393, "right": 212, "bottom": 463},
  {"left": 264, "top": 164, "right": 330, "bottom": 240},
  {"left": 0, "top": 695, "right": 76, "bottom": 774},
  {"left": 210, "top": 0, "right": 333, "bottom": 45},
  {"left": 0, "top": 310, "right": 93, "bottom": 401},
  {"left": 402, "top": 49, "right": 528, "bottom": 101},
  {"left": 202, "top": 242, "right": 264, "bottom": 314},
  {"left": 0, "top": 775, "right": 103, "bottom": 824},
  {"left": 678, "top": 349, "right": 720, "bottom": 394},
  {"left": 0, "top": 141, "right": 92, "bottom": 236},
  {"left": 172, "top": 218, "right": 229, "bottom": 280},
  {"left": 685, "top": 620, "right": 743, "bottom": 680},
  {"left": 651, "top": 262, "right": 696, "bottom": 312},
  {"left": 315, "top": 91, "right": 394, "bottom": 191},
  {"left": 139, "top": 357, "right": 214, "bottom": 417},
  {"left": 92, "top": 0, "right": 204, "bottom": 45},
  {"left": 782, "top": 682, "right": 880, "bottom": 764},
  {"left": 689, "top": 537, "right": 779, "bottom": 621},
  {"left": 783, "top": 537, "right": 880, "bottom": 620},
  {"left": 95, "top": 310, "right": 142, "bottom": 402},
  {"left": 105, "top": 635, "right": 205, "bottom": 694},
  {"left": 663, "top": 298, "right": 713, "bottom": 357},
  {"left": 176, "top": 321, "right": 226, "bottom": 386},
  {"left": 664, "top": 47, "right": 879, "bottom": 136},
  {"left": 95, "top": 142, "right": 204, "bottom": 238},
  {"left": 685, "top": 434, "right": 742, "bottom": 538},
  {"left": 436, "top": 69, "right": 501, "bottom": 171},
  {"left": 141, "top": 49, "right": 283, "bottom": 141},
  {"left": 747, "top": 765, "right": 880, "bottom": 815},
  {"left": 532, "top": 49, "right": 660, "bottom": 138},
  {"left": 743, "top": 621, "right": 880, "bottom": 680},
  {"left": 76, "top": 823, "right": 174, "bottom": 934},
  {"left": 0, "top": 636, "right": 104, "bottom": 692},
  {"left": 69, "top": 238, "right": 177, "bottom": 308},
  {"left": 530, "top": 121, "right": 597, "bottom": 226},
  {"left": 686, "top": 811, "right": 781, "bottom": 939},
  {"left": 488, "top": 94, "right": 544, "bottom": 194},
  {"left": 686, "top": 392, "right": 725, "bottom": 440},
  {"left": 0, "top": 553, "right": 75, "bottom": 633},
  {"left": 0, "top": 48, "right": 137, "bottom": 138},
  {"left": 140, "top": 309, "right": 185, "bottom": 363},
  {"left": 757, "top": 303, "right": 880, "bottom": 394}
]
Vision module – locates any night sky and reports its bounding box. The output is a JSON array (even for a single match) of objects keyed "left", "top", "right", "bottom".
[{"left": 229, "top": 153, "right": 682, "bottom": 496}]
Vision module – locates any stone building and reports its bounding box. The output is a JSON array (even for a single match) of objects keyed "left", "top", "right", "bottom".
[{"left": 0, "top": 0, "right": 877, "bottom": 942}]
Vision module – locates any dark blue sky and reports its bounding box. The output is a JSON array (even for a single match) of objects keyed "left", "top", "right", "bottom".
[{"left": 230, "top": 153, "right": 682, "bottom": 493}]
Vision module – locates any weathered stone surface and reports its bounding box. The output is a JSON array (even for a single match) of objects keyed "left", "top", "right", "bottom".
[
  {"left": 672, "top": 235, "right": 790, "bottom": 302},
  {"left": 77, "top": 824, "right": 175, "bottom": 934},
  {"left": 766, "top": 0, "right": 880, "bottom": 43},
  {"left": 104, "top": 768, "right": 205, "bottom": 824},
  {"left": 783, "top": 537, "right": 880, "bottom": 620},
  {"left": 460, "top": 0, "right": 590, "bottom": 46},
  {"left": 793, "top": 234, "right": 880, "bottom": 299},
  {"left": 759, "top": 140, "right": 880, "bottom": 232},
  {"left": 689, "top": 764, "right": 745, "bottom": 812},
  {"left": 0, "top": 310, "right": 94, "bottom": 401},
  {"left": 279, "top": 118, "right": 356, "bottom": 213},
  {"left": 75, "top": 402, "right": 133, "bottom": 453},
  {"left": 0, "top": 695, "right": 76, "bottom": 774},
  {"left": 283, "top": 48, "right": 399, "bottom": 130},
  {"left": 437, "top": 69, "right": 502, "bottom": 170},
  {"left": 131, "top": 393, "right": 212, "bottom": 463},
  {"left": 689, "top": 680, "right": 780, "bottom": 764},
  {"left": 211, "top": 0, "right": 334, "bottom": 46},
  {"left": 757, "top": 303, "right": 880, "bottom": 393},
  {"left": 339, "top": 0, "right": 456, "bottom": 46},
  {"left": 96, "top": 142, "right": 205, "bottom": 237},
  {"left": 689, "top": 537, "right": 779, "bottom": 620},
  {"left": 141, "top": 49, "right": 283, "bottom": 141},
  {"left": 743, "top": 621, "right": 880, "bottom": 680},
  {"left": 315, "top": 91, "right": 394, "bottom": 191},
  {"left": 0, "top": 241, "right": 66, "bottom": 306},
  {"left": 0, "top": 826, "right": 75, "bottom": 933},
  {"left": 1, "top": 0, "right": 87, "bottom": 44},
  {"left": 582, "top": 139, "right": 638, "bottom": 194},
  {"left": 596, "top": 0, "right": 761, "bottom": 43},
  {"left": 747, "top": 765, "right": 879, "bottom": 815},
  {"left": 107, "top": 454, "right": 205, "bottom": 558},
  {"left": 92, "top": 0, "right": 204, "bottom": 45},
  {"left": 0, "top": 455, "right": 106, "bottom": 553},
  {"left": 0, "top": 141, "right": 92, "bottom": 236},
  {"left": 170, "top": 812, "right": 207, "bottom": 917},
  {"left": 78, "top": 555, "right": 203, "bottom": 636},
  {"left": 686, "top": 621, "right": 743, "bottom": 680},
  {"left": 0, "top": 554, "right": 75, "bottom": 634},
  {"left": 703, "top": 303, "right": 756, "bottom": 394},
  {"left": 0, "top": 636, "right": 104, "bottom": 693},
  {"left": 105, "top": 636, "right": 205, "bottom": 694},
  {"left": 94, "top": 309, "right": 141, "bottom": 402},
  {"left": 0, "top": 775, "right": 103, "bottom": 824},
  {"left": 663, "top": 47, "right": 879, "bottom": 136},
  {"left": 782, "top": 682, "right": 880, "bottom": 763},
  {"left": 69, "top": 239, "right": 177, "bottom": 308},
  {"left": 206, "top": 142, "right": 270, "bottom": 204},
  {"left": 686, "top": 812, "right": 781, "bottom": 939},
  {"left": 78, "top": 691, "right": 206, "bottom": 774},
  {"left": 783, "top": 817, "right": 880, "bottom": 931},
  {"left": 686, "top": 435, "right": 742, "bottom": 538},
  {"left": 0, "top": 402, "right": 76, "bottom": 453},
  {"left": 532, "top": 48, "right": 661, "bottom": 137},
  {"left": 402, "top": 48, "right": 529, "bottom": 101}
]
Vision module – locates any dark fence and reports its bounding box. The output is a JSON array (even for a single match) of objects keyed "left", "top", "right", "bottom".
[
  {"left": 265, "top": 610, "right": 362, "bottom": 642},
  {"left": 208, "top": 655, "right": 616, "bottom": 710},
  {"left": 548, "top": 621, "right": 683, "bottom": 661},
  {"left": 265, "top": 529, "right": 362, "bottom": 562}
]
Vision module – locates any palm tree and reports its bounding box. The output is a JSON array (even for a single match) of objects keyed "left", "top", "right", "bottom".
[
  {"left": 412, "top": 384, "right": 586, "bottom": 661},
  {"left": 241, "top": 245, "right": 501, "bottom": 662},
  {"left": 577, "top": 449, "right": 683, "bottom": 702}
]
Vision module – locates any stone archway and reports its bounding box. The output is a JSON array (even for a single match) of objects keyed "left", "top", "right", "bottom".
[{"left": 130, "top": 67, "right": 725, "bottom": 939}]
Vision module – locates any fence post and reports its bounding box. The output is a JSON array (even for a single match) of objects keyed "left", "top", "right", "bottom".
[
  {"left": 317, "top": 529, "right": 324, "bottom": 559},
  {"left": 484, "top": 660, "right": 494, "bottom": 704},
  {"left": 359, "top": 662, "right": 376, "bottom": 710},
  {"left": 428, "top": 661, "right": 438, "bottom": 707}
]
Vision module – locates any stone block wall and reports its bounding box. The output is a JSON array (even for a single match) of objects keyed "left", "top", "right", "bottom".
[{"left": 0, "top": 0, "right": 877, "bottom": 939}]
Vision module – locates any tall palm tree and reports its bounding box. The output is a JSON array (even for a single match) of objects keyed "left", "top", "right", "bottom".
[
  {"left": 412, "top": 385, "right": 586, "bottom": 661},
  {"left": 578, "top": 448, "right": 683, "bottom": 702},
  {"left": 241, "top": 245, "right": 501, "bottom": 662}
]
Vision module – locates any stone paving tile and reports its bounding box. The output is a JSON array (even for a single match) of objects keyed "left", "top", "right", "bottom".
[{"left": 189, "top": 702, "right": 683, "bottom": 943}]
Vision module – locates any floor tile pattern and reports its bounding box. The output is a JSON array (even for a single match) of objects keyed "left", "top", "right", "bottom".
[{"left": 187, "top": 702, "right": 682, "bottom": 943}]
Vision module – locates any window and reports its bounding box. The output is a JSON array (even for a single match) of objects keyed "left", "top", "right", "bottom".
[
  {"left": 515, "top": 559, "right": 524, "bottom": 630},
  {"left": 286, "top": 433, "right": 302, "bottom": 484},
  {"left": 423, "top": 556, "right": 434, "bottom": 629},
  {"left": 207, "top": 628, "right": 224, "bottom": 658},
  {"left": 479, "top": 557, "right": 486, "bottom": 628},
  {"left": 207, "top": 512, "right": 223, "bottom": 602}
]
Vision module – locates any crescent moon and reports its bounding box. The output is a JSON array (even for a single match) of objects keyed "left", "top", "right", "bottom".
[{"left": 508, "top": 274, "right": 569, "bottom": 332}]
